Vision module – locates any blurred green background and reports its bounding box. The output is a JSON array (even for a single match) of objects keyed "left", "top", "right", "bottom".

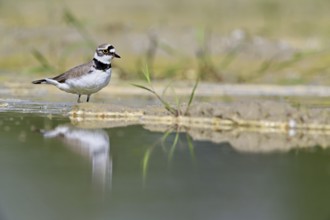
[{"left": 1, "top": 0, "right": 330, "bottom": 84}]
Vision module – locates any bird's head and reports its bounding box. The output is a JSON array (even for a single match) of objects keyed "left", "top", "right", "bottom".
[{"left": 94, "top": 43, "right": 121, "bottom": 64}]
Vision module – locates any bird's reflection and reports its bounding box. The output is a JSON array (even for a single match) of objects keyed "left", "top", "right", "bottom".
[{"left": 42, "top": 124, "right": 112, "bottom": 190}]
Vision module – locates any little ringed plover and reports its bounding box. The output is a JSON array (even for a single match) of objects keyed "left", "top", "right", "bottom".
[{"left": 32, "top": 43, "right": 120, "bottom": 103}]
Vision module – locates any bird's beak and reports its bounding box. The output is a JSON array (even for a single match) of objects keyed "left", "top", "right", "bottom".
[{"left": 114, "top": 53, "right": 121, "bottom": 58}]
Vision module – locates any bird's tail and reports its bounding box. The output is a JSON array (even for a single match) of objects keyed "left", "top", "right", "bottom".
[
  {"left": 32, "top": 79, "right": 47, "bottom": 84},
  {"left": 32, "top": 78, "right": 60, "bottom": 86}
]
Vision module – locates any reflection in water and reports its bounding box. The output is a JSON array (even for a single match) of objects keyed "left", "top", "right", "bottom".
[
  {"left": 3, "top": 112, "right": 330, "bottom": 220},
  {"left": 143, "top": 124, "right": 330, "bottom": 153},
  {"left": 42, "top": 124, "right": 112, "bottom": 189}
]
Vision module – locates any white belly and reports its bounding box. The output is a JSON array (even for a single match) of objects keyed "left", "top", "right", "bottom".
[{"left": 61, "top": 69, "right": 111, "bottom": 95}]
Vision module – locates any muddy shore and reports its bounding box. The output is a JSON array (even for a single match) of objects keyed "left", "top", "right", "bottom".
[{"left": 1, "top": 78, "right": 330, "bottom": 153}]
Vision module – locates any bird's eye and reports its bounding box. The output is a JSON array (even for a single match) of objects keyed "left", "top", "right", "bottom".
[{"left": 102, "top": 50, "right": 108, "bottom": 53}]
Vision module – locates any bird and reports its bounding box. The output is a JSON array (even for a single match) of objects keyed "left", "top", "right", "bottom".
[{"left": 32, "top": 43, "right": 120, "bottom": 103}]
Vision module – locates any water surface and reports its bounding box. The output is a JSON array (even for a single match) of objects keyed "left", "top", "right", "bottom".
[{"left": 0, "top": 113, "right": 330, "bottom": 220}]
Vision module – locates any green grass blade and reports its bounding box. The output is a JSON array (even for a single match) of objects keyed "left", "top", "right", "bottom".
[
  {"left": 161, "top": 129, "right": 172, "bottom": 144},
  {"left": 169, "top": 86, "right": 181, "bottom": 115},
  {"left": 155, "top": 95, "right": 177, "bottom": 115},
  {"left": 142, "top": 148, "right": 153, "bottom": 186},
  {"left": 185, "top": 78, "right": 199, "bottom": 115},
  {"left": 168, "top": 132, "right": 180, "bottom": 161},
  {"left": 131, "top": 83, "right": 156, "bottom": 94},
  {"left": 131, "top": 83, "right": 177, "bottom": 115},
  {"left": 143, "top": 64, "right": 151, "bottom": 84},
  {"left": 132, "top": 64, "right": 181, "bottom": 116}
]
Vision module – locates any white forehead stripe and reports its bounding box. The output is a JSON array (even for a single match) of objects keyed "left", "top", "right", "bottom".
[{"left": 98, "top": 44, "right": 111, "bottom": 49}]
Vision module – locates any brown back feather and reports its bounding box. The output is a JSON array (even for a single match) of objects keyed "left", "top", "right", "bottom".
[{"left": 52, "top": 61, "right": 93, "bottom": 83}]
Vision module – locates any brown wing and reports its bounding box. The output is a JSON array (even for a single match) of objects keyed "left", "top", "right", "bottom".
[{"left": 52, "top": 61, "right": 93, "bottom": 83}]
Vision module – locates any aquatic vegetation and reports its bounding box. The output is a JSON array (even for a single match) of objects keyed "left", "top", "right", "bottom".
[
  {"left": 142, "top": 129, "right": 195, "bottom": 185},
  {"left": 131, "top": 64, "right": 199, "bottom": 116}
]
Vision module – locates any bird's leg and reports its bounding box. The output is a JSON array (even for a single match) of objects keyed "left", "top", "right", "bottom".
[
  {"left": 86, "top": 95, "right": 91, "bottom": 102},
  {"left": 77, "top": 94, "right": 81, "bottom": 103}
]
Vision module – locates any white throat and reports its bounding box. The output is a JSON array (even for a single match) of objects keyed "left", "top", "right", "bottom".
[{"left": 94, "top": 53, "right": 111, "bottom": 64}]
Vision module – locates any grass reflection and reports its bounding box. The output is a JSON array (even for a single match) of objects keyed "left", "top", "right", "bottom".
[{"left": 142, "top": 129, "right": 195, "bottom": 185}]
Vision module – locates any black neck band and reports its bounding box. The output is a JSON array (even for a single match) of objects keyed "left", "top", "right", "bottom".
[{"left": 93, "top": 58, "right": 111, "bottom": 71}]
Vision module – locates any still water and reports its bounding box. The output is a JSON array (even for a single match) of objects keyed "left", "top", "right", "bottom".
[{"left": 0, "top": 113, "right": 330, "bottom": 220}]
